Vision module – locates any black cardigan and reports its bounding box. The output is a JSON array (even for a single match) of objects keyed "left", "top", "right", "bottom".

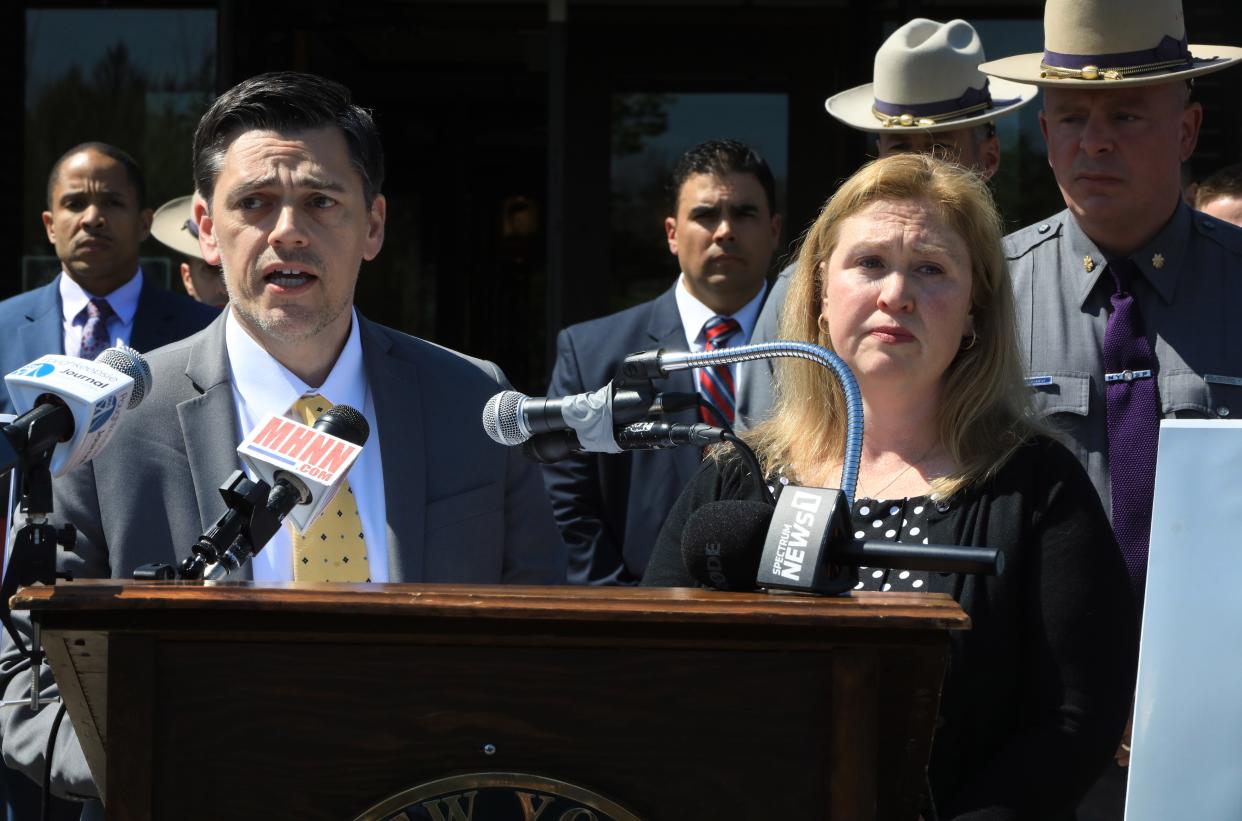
[{"left": 642, "top": 436, "right": 1137, "bottom": 821}]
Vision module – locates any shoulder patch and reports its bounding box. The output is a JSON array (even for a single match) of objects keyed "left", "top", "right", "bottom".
[
  {"left": 1193, "top": 213, "right": 1242, "bottom": 257},
  {"left": 1004, "top": 218, "right": 1063, "bottom": 261}
]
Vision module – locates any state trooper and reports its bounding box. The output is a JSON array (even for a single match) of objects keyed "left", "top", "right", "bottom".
[
  {"left": 982, "top": 0, "right": 1242, "bottom": 597},
  {"left": 739, "top": 17, "right": 1036, "bottom": 427},
  {"left": 982, "top": 2, "right": 1242, "bottom": 816}
]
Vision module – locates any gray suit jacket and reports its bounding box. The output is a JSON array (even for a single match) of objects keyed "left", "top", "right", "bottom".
[
  {"left": 735, "top": 263, "right": 791, "bottom": 429},
  {"left": 0, "top": 311, "right": 566, "bottom": 806}
]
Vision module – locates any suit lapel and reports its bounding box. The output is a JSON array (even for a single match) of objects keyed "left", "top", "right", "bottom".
[
  {"left": 646, "top": 284, "right": 702, "bottom": 484},
  {"left": 359, "top": 318, "right": 426, "bottom": 583},
  {"left": 174, "top": 315, "right": 244, "bottom": 568},
  {"left": 15, "top": 279, "right": 66, "bottom": 361}
]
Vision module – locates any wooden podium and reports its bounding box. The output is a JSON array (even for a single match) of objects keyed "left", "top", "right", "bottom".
[{"left": 13, "top": 581, "right": 968, "bottom": 820}]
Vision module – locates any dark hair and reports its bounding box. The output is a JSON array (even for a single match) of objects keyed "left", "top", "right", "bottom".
[
  {"left": 192, "top": 71, "right": 384, "bottom": 209},
  {"left": 46, "top": 142, "right": 146, "bottom": 209},
  {"left": 667, "top": 139, "right": 777, "bottom": 216},
  {"left": 1195, "top": 162, "right": 1242, "bottom": 210}
]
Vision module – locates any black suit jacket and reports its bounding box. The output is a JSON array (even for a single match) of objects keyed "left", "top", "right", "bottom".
[{"left": 542, "top": 284, "right": 705, "bottom": 584}]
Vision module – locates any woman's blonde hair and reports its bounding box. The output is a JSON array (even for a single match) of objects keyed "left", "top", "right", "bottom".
[{"left": 747, "top": 152, "right": 1040, "bottom": 498}]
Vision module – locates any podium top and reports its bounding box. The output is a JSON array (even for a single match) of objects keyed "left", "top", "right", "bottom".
[{"left": 13, "top": 581, "right": 969, "bottom": 631}]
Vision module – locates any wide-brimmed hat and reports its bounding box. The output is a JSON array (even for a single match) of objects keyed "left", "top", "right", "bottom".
[
  {"left": 825, "top": 18, "right": 1038, "bottom": 134},
  {"left": 150, "top": 195, "right": 204, "bottom": 260},
  {"left": 980, "top": 0, "right": 1242, "bottom": 88}
]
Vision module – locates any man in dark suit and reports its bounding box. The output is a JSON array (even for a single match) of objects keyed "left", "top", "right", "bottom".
[
  {"left": 0, "top": 143, "right": 217, "bottom": 821},
  {"left": 543, "top": 139, "right": 780, "bottom": 584},
  {"left": 0, "top": 142, "right": 218, "bottom": 413},
  {"left": 0, "top": 71, "right": 565, "bottom": 815}
]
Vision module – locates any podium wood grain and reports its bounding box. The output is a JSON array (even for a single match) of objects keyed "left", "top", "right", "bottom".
[{"left": 15, "top": 582, "right": 968, "bottom": 820}]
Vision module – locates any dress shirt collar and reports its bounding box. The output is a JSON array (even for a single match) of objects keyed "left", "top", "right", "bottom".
[
  {"left": 59, "top": 268, "right": 144, "bottom": 328},
  {"left": 674, "top": 273, "right": 768, "bottom": 349},
  {"left": 1065, "top": 201, "right": 1188, "bottom": 308},
  {"left": 224, "top": 306, "right": 367, "bottom": 420}
]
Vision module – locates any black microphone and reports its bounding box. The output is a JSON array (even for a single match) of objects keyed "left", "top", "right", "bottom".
[
  {"left": 522, "top": 421, "right": 726, "bottom": 463},
  {"left": 174, "top": 405, "right": 371, "bottom": 581},
  {"left": 681, "top": 500, "right": 774, "bottom": 591},
  {"left": 265, "top": 404, "right": 371, "bottom": 522},
  {"left": 614, "top": 421, "right": 724, "bottom": 450},
  {"left": 680, "top": 498, "right": 1003, "bottom": 594}
]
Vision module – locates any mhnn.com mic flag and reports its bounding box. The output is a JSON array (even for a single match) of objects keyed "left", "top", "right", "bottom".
[{"left": 237, "top": 413, "right": 363, "bottom": 535}]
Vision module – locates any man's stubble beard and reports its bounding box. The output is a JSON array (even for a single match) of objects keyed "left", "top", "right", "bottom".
[{"left": 221, "top": 254, "right": 352, "bottom": 345}]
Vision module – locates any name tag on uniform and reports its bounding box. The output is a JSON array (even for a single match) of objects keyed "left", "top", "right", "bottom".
[
  {"left": 1205, "top": 374, "right": 1242, "bottom": 387},
  {"left": 1025, "top": 375, "right": 1054, "bottom": 387},
  {"left": 1105, "top": 369, "right": 1154, "bottom": 383}
]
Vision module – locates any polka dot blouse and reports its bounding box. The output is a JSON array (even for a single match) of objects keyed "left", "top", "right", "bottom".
[
  {"left": 766, "top": 471, "right": 931, "bottom": 593},
  {"left": 848, "top": 496, "right": 932, "bottom": 592}
]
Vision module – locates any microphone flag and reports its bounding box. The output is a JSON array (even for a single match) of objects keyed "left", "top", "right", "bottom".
[
  {"left": 755, "top": 486, "right": 856, "bottom": 595},
  {"left": 237, "top": 413, "right": 363, "bottom": 535},
  {"left": 5, "top": 353, "right": 141, "bottom": 477}
]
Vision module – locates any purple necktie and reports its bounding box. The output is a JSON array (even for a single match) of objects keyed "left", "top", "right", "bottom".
[
  {"left": 78, "top": 298, "right": 115, "bottom": 360},
  {"left": 1103, "top": 258, "right": 1159, "bottom": 594}
]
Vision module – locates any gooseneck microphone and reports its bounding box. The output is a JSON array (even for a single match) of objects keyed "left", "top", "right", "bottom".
[{"left": 680, "top": 499, "right": 1003, "bottom": 594}]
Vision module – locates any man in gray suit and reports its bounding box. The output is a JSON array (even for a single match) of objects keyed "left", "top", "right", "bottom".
[{"left": 0, "top": 71, "right": 565, "bottom": 811}]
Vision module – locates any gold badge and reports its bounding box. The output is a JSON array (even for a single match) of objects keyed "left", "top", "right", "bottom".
[
  {"left": 1152, "top": 253, "right": 1166, "bottom": 269},
  {"left": 1083, "top": 256, "right": 1095, "bottom": 273}
]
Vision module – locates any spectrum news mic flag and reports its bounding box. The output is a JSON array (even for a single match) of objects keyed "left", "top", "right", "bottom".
[
  {"left": 235, "top": 410, "right": 366, "bottom": 536},
  {"left": 682, "top": 493, "right": 1003, "bottom": 596},
  {"left": 3, "top": 347, "right": 152, "bottom": 478}
]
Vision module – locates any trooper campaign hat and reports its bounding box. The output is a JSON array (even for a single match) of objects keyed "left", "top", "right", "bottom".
[
  {"left": 150, "top": 195, "right": 204, "bottom": 260},
  {"left": 979, "top": 0, "right": 1242, "bottom": 88},
  {"left": 825, "top": 18, "right": 1037, "bottom": 134}
]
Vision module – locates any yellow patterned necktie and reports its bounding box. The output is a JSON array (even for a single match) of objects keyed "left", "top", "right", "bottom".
[{"left": 289, "top": 394, "right": 369, "bottom": 582}]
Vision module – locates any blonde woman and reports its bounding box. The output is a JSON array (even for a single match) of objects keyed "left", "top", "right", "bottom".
[{"left": 643, "top": 154, "right": 1136, "bottom": 820}]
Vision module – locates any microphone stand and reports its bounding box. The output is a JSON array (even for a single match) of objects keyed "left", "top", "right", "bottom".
[
  {"left": 618, "top": 342, "right": 865, "bottom": 503},
  {"left": 133, "top": 470, "right": 282, "bottom": 582},
  {"left": 0, "top": 425, "right": 75, "bottom": 713}
]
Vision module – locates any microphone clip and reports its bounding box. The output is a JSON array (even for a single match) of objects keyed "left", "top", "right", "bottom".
[{"left": 136, "top": 471, "right": 281, "bottom": 582}]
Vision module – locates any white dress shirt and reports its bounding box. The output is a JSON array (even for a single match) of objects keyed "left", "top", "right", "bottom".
[
  {"left": 224, "top": 308, "right": 389, "bottom": 582},
  {"left": 673, "top": 273, "right": 768, "bottom": 400},
  {"left": 59, "top": 269, "right": 144, "bottom": 357}
]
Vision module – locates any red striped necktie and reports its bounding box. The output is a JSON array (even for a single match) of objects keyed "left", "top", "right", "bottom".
[{"left": 698, "top": 316, "right": 742, "bottom": 426}]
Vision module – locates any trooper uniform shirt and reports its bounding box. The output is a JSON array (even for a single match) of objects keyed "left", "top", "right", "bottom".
[{"left": 1005, "top": 201, "right": 1242, "bottom": 516}]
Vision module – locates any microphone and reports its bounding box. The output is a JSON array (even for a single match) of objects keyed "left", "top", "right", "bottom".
[
  {"left": 177, "top": 405, "right": 371, "bottom": 581},
  {"left": 2, "top": 346, "right": 152, "bottom": 477},
  {"left": 522, "top": 421, "right": 726, "bottom": 463},
  {"left": 681, "top": 500, "right": 773, "bottom": 591},
  {"left": 614, "top": 421, "right": 724, "bottom": 450},
  {"left": 482, "top": 386, "right": 698, "bottom": 450},
  {"left": 236, "top": 404, "right": 370, "bottom": 536},
  {"left": 680, "top": 497, "right": 1003, "bottom": 595}
]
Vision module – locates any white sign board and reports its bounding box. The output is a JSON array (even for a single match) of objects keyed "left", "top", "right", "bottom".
[{"left": 1127, "top": 420, "right": 1242, "bottom": 819}]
